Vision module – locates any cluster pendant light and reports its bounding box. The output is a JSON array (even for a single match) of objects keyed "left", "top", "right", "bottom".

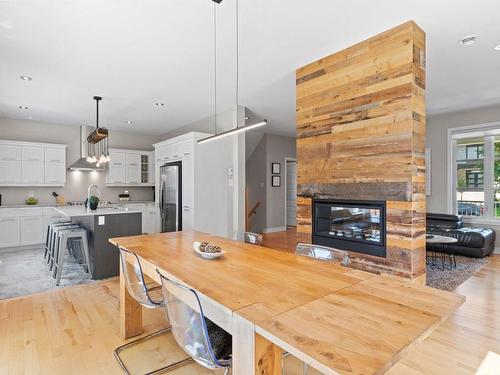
[
  {"left": 86, "top": 96, "right": 110, "bottom": 167},
  {"left": 198, "top": 0, "right": 267, "bottom": 144}
]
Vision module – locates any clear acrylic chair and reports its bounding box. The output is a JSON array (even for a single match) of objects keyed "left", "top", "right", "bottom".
[
  {"left": 114, "top": 247, "right": 193, "bottom": 375},
  {"left": 295, "top": 243, "right": 334, "bottom": 261},
  {"left": 156, "top": 270, "right": 232, "bottom": 375},
  {"left": 244, "top": 232, "right": 263, "bottom": 246}
]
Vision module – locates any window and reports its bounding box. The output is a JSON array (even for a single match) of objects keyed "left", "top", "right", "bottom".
[
  {"left": 450, "top": 126, "right": 500, "bottom": 219},
  {"left": 494, "top": 138, "right": 500, "bottom": 217},
  {"left": 466, "top": 170, "right": 483, "bottom": 188}
]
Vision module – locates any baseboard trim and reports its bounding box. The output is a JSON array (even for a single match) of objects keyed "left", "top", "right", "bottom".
[
  {"left": 263, "top": 226, "right": 287, "bottom": 234},
  {"left": 494, "top": 247, "right": 500, "bottom": 255}
]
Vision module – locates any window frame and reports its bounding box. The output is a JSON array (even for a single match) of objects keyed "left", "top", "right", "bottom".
[{"left": 447, "top": 121, "right": 500, "bottom": 224}]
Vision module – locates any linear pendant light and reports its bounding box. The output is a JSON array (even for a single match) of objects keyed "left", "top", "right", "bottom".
[
  {"left": 198, "top": 120, "right": 267, "bottom": 144},
  {"left": 198, "top": 0, "right": 266, "bottom": 144}
]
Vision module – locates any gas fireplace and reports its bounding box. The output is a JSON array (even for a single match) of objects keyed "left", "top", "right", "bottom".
[{"left": 312, "top": 199, "right": 387, "bottom": 257}]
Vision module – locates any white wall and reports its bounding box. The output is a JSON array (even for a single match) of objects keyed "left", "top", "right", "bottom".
[
  {"left": 0, "top": 118, "right": 159, "bottom": 205},
  {"left": 426, "top": 104, "right": 500, "bottom": 248},
  {"left": 158, "top": 106, "right": 247, "bottom": 239}
]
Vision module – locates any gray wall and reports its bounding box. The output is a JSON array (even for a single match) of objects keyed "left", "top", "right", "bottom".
[
  {"left": 0, "top": 118, "right": 158, "bottom": 205},
  {"left": 245, "top": 133, "right": 296, "bottom": 233},
  {"left": 427, "top": 103, "right": 500, "bottom": 248},
  {"left": 246, "top": 135, "right": 267, "bottom": 233}
]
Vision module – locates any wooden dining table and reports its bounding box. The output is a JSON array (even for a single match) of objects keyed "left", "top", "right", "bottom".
[{"left": 109, "top": 230, "right": 464, "bottom": 375}]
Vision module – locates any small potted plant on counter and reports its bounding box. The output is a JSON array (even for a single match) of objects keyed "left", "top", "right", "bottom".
[{"left": 88, "top": 195, "right": 100, "bottom": 211}]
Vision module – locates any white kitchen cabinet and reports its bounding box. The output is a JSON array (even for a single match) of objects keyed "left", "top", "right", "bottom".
[
  {"left": 144, "top": 203, "right": 155, "bottom": 233},
  {"left": 0, "top": 161, "right": 22, "bottom": 184},
  {"left": 108, "top": 152, "right": 126, "bottom": 183},
  {"left": 126, "top": 154, "right": 141, "bottom": 184},
  {"left": 108, "top": 166, "right": 126, "bottom": 184},
  {"left": 0, "top": 216, "right": 21, "bottom": 248},
  {"left": 0, "top": 145, "right": 21, "bottom": 161},
  {"left": 22, "top": 161, "right": 44, "bottom": 184},
  {"left": 0, "top": 141, "right": 67, "bottom": 186},
  {"left": 20, "top": 216, "right": 44, "bottom": 246},
  {"left": 106, "top": 149, "right": 154, "bottom": 186},
  {"left": 44, "top": 148, "right": 65, "bottom": 164},
  {"left": 182, "top": 154, "right": 194, "bottom": 230},
  {"left": 22, "top": 147, "right": 44, "bottom": 162},
  {"left": 44, "top": 163, "right": 66, "bottom": 185}
]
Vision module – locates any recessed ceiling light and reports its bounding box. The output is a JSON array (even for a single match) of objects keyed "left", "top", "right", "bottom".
[
  {"left": 459, "top": 35, "right": 477, "bottom": 46},
  {"left": 126, "top": 120, "right": 133, "bottom": 124},
  {"left": 494, "top": 45, "right": 500, "bottom": 51},
  {"left": 18, "top": 106, "right": 28, "bottom": 110},
  {"left": 155, "top": 102, "right": 165, "bottom": 106},
  {"left": 20, "top": 75, "right": 32, "bottom": 81}
]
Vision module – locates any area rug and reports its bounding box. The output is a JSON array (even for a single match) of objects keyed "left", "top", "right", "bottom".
[{"left": 426, "top": 255, "right": 488, "bottom": 291}]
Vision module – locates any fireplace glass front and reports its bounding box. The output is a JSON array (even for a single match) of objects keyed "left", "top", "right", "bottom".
[{"left": 313, "top": 199, "right": 386, "bottom": 257}]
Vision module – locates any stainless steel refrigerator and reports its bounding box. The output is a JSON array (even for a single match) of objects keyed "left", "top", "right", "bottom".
[{"left": 159, "top": 161, "right": 182, "bottom": 232}]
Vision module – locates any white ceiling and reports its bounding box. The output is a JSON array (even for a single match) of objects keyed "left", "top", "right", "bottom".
[{"left": 1, "top": 0, "right": 500, "bottom": 137}]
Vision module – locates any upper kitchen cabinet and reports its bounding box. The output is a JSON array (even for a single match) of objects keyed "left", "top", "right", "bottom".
[
  {"left": 0, "top": 140, "right": 67, "bottom": 186},
  {"left": 106, "top": 148, "right": 154, "bottom": 186}
]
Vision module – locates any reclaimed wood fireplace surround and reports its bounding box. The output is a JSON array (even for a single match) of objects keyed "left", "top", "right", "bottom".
[{"left": 296, "top": 21, "right": 426, "bottom": 280}]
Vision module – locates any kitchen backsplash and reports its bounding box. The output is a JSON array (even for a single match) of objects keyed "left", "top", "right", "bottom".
[{"left": 0, "top": 170, "right": 154, "bottom": 205}]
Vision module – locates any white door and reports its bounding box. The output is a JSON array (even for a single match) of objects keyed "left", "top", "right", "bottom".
[
  {"left": 286, "top": 160, "right": 297, "bottom": 226},
  {"left": 0, "top": 216, "right": 21, "bottom": 248}
]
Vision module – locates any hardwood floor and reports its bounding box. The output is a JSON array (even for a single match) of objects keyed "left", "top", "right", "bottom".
[
  {"left": 262, "top": 227, "right": 297, "bottom": 253},
  {"left": 388, "top": 254, "right": 500, "bottom": 374},
  {"left": 0, "top": 278, "right": 214, "bottom": 375},
  {"left": 0, "top": 228, "right": 498, "bottom": 374}
]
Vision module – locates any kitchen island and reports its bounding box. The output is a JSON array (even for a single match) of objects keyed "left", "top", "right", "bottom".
[{"left": 57, "top": 206, "right": 142, "bottom": 279}]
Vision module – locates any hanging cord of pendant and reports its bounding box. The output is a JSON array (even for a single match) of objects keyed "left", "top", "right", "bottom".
[
  {"left": 213, "top": 2, "right": 217, "bottom": 136},
  {"left": 235, "top": 0, "right": 239, "bottom": 127}
]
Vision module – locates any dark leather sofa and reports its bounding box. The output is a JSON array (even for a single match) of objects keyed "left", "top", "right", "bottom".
[{"left": 426, "top": 213, "right": 496, "bottom": 258}]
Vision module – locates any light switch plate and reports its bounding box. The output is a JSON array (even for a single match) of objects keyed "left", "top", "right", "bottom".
[{"left": 98, "top": 216, "right": 105, "bottom": 225}]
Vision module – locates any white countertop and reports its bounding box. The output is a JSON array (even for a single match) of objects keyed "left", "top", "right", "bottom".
[
  {"left": 55, "top": 206, "right": 143, "bottom": 217},
  {"left": 0, "top": 201, "right": 154, "bottom": 209}
]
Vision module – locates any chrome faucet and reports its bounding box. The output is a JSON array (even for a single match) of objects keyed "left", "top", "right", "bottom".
[{"left": 87, "top": 184, "right": 101, "bottom": 213}]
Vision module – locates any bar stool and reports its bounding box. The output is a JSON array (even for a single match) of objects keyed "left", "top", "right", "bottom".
[
  {"left": 48, "top": 223, "right": 80, "bottom": 270},
  {"left": 53, "top": 227, "right": 92, "bottom": 285},
  {"left": 45, "top": 220, "right": 71, "bottom": 260}
]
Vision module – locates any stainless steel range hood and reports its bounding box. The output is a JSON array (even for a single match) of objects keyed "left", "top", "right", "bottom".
[{"left": 68, "top": 126, "right": 106, "bottom": 171}]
